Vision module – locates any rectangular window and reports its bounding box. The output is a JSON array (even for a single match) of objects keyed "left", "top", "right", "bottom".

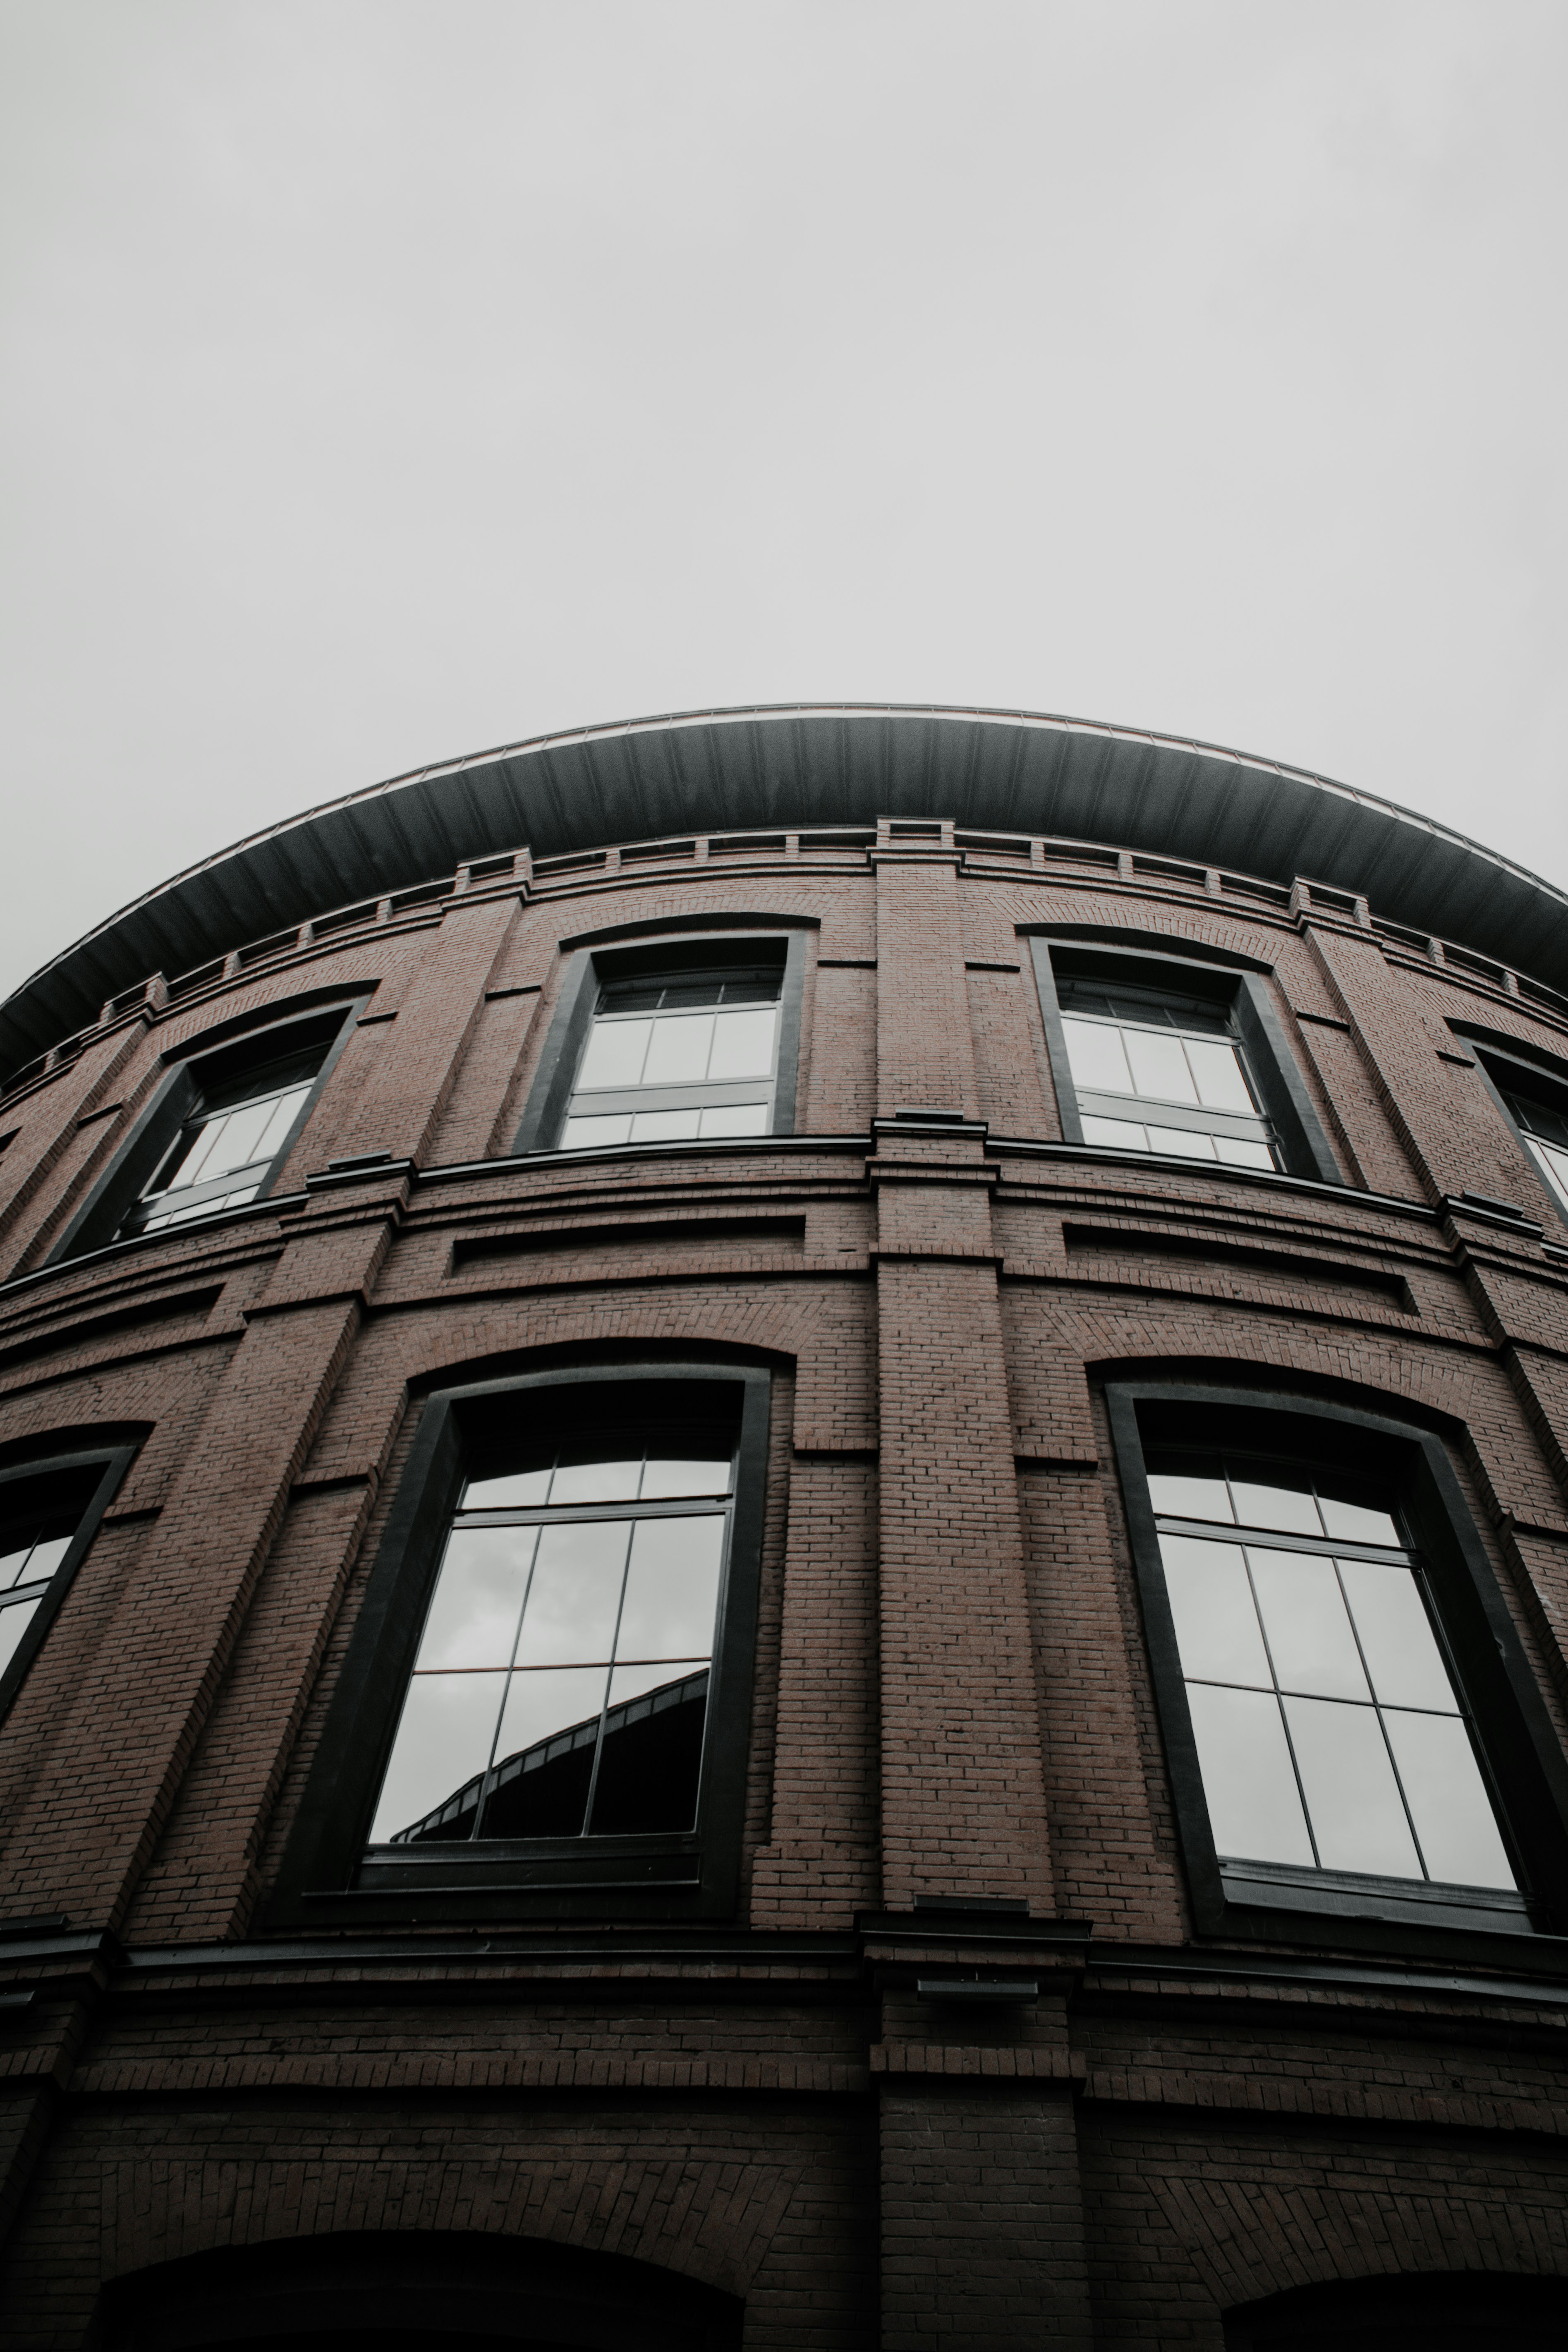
[
  {"left": 369, "top": 1416, "right": 737, "bottom": 1847},
  {"left": 121, "top": 1035, "right": 330, "bottom": 1235},
  {"left": 559, "top": 966, "right": 782, "bottom": 1151},
  {"left": 1149, "top": 1453, "right": 1514, "bottom": 1890},
  {"left": 49, "top": 999, "right": 364, "bottom": 1264},
  {"left": 510, "top": 933, "right": 808, "bottom": 1159},
  {"left": 1108, "top": 1384, "right": 1568, "bottom": 1950},
  {"left": 0, "top": 1448, "right": 134, "bottom": 1717},
  {"left": 1029, "top": 940, "right": 1343, "bottom": 1184},
  {"left": 1057, "top": 975, "right": 1278, "bottom": 1168},
  {"left": 270, "top": 1367, "right": 769, "bottom": 1926}
]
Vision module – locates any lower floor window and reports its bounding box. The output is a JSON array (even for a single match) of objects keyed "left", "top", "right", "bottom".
[
  {"left": 1148, "top": 1448, "right": 1515, "bottom": 1890},
  {"left": 369, "top": 1414, "right": 737, "bottom": 1850}
]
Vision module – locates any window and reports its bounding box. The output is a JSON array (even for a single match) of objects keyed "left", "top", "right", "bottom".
[
  {"left": 1148, "top": 1453, "right": 1513, "bottom": 1891},
  {"left": 0, "top": 1447, "right": 134, "bottom": 1716},
  {"left": 559, "top": 965, "right": 782, "bottom": 1150},
  {"left": 511, "top": 932, "right": 808, "bottom": 1157},
  {"left": 49, "top": 999, "right": 363, "bottom": 1263},
  {"left": 271, "top": 1367, "right": 769, "bottom": 1926},
  {"left": 1471, "top": 1041, "right": 1568, "bottom": 1227},
  {"left": 369, "top": 1416, "right": 736, "bottom": 1847},
  {"left": 1029, "top": 939, "right": 1342, "bottom": 1184},
  {"left": 1056, "top": 974, "right": 1277, "bottom": 1168},
  {"left": 121, "top": 1035, "right": 328, "bottom": 1234},
  {"left": 1108, "top": 1385, "right": 1568, "bottom": 1946}
]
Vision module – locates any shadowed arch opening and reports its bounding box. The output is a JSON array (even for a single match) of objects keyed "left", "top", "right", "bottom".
[
  {"left": 100, "top": 2231, "right": 745, "bottom": 2352},
  {"left": 1225, "top": 2271, "right": 1568, "bottom": 2350}
]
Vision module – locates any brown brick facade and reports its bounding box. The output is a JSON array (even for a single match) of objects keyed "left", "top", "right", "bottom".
[{"left": 0, "top": 740, "right": 1566, "bottom": 2348}]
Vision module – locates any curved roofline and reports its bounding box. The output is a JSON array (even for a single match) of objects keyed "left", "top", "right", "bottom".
[{"left": 5, "top": 700, "right": 1566, "bottom": 1079}]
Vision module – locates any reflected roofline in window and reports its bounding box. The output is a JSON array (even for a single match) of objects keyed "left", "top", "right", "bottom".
[{"left": 267, "top": 1360, "right": 773, "bottom": 1930}]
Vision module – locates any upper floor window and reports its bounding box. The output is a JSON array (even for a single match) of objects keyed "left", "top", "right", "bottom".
[
  {"left": 560, "top": 966, "right": 782, "bottom": 1151},
  {"left": 271, "top": 1366, "right": 770, "bottom": 1926},
  {"left": 1479, "top": 1051, "right": 1568, "bottom": 1223},
  {"left": 121, "top": 1034, "right": 330, "bottom": 1236},
  {"left": 510, "top": 932, "right": 807, "bottom": 1158},
  {"left": 1056, "top": 974, "right": 1277, "bottom": 1169},
  {"left": 0, "top": 1447, "right": 134, "bottom": 1715},
  {"left": 49, "top": 999, "right": 363, "bottom": 1264},
  {"left": 1149, "top": 1450, "right": 1514, "bottom": 1890},
  {"left": 1029, "top": 939, "right": 1342, "bottom": 1185}
]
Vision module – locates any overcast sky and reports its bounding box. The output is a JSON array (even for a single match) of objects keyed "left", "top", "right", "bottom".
[{"left": 3, "top": 1, "right": 1566, "bottom": 1000}]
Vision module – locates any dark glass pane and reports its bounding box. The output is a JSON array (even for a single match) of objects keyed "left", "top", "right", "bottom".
[
  {"left": 589, "top": 1666, "right": 710, "bottom": 1834},
  {"left": 1506, "top": 1088, "right": 1568, "bottom": 1149},
  {"left": 477, "top": 1666, "right": 605, "bottom": 1837}
]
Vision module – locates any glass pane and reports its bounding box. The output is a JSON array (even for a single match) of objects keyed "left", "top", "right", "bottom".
[
  {"left": 1125, "top": 1030, "right": 1199, "bottom": 1104},
  {"left": 1318, "top": 1492, "right": 1400, "bottom": 1545},
  {"left": 1247, "top": 1549, "right": 1368, "bottom": 1700},
  {"left": 577, "top": 1018, "right": 651, "bottom": 1090},
  {"left": 1214, "top": 1134, "right": 1276, "bottom": 1169},
  {"left": 699, "top": 1102, "right": 770, "bottom": 1138},
  {"left": 1159, "top": 1535, "right": 1271, "bottom": 1685},
  {"left": 462, "top": 1466, "right": 553, "bottom": 1509},
  {"left": 247, "top": 1082, "right": 312, "bottom": 1163},
  {"left": 414, "top": 1525, "right": 538, "bottom": 1670},
  {"left": 1146, "top": 1126, "right": 1216, "bottom": 1159},
  {"left": 707, "top": 1007, "right": 776, "bottom": 1081},
  {"left": 560, "top": 1114, "right": 632, "bottom": 1149},
  {"left": 369, "top": 1669, "right": 506, "bottom": 1842},
  {"left": 615, "top": 1514, "right": 725, "bottom": 1660},
  {"left": 1148, "top": 1471, "right": 1234, "bottom": 1523},
  {"left": 1081, "top": 1115, "right": 1147, "bottom": 1149},
  {"left": 1229, "top": 1475, "right": 1322, "bottom": 1537},
  {"left": 0, "top": 1547, "right": 33, "bottom": 1592},
  {"left": 643, "top": 1012, "right": 714, "bottom": 1085},
  {"left": 1184, "top": 1038, "right": 1254, "bottom": 1112},
  {"left": 640, "top": 1447, "right": 734, "bottom": 1499},
  {"left": 1185, "top": 1682, "right": 1313, "bottom": 1864},
  {"left": 550, "top": 1439, "right": 641, "bottom": 1504},
  {"left": 1527, "top": 1135, "right": 1568, "bottom": 1208},
  {"left": 1337, "top": 1560, "right": 1456, "bottom": 1711},
  {"left": 628, "top": 1108, "right": 703, "bottom": 1142},
  {"left": 1283, "top": 1696, "right": 1422, "bottom": 1877},
  {"left": 0, "top": 1596, "right": 42, "bottom": 1679},
  {"left": 1062, "top": 1018, "right": 1132, "bottom": 1094},
  {"left": 19, "top": 1535, "right": 71, "bottom": 1585},
  {"left": 194, "top": 1097, "right": 276, "bottom": 1183},
  {"left": 512, "top": 1519, "right": 630, "bottom": 1664},
  {"left": 477, "top": 1665, "right": 606, "bottom": 1838},
  {"left": 1383, "top": 1709, "right": 1515, "bottom": 1888},
  {"left": 591, "top": 1663, "right": 711, "bottom": 1834}
]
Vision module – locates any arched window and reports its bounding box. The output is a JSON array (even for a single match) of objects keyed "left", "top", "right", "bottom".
[
  {"left": 273, "top": 1364, "right": 770, "bottom": 1928},
  {"left": 1108, "top": 1383, "right": 1568, "bottom": 1948}
]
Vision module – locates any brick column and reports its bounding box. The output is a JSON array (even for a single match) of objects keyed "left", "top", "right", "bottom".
[{"left": 0, "top": 1205, "right": 392, "bottom": 1933}]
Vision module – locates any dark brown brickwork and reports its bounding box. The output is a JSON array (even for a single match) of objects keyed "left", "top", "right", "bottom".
[{"left": 0, "top": 789, "right": 1566, "bottom": 2346}]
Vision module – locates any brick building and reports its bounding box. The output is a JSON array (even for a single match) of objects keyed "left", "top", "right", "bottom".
[{"left": 0, "top": 703, "right": 1567, "bottom": 2348}]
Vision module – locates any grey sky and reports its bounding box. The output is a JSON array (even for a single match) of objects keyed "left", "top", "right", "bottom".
[{"left": 3, "top": 0, "right": 1565, "bottom": 1001}]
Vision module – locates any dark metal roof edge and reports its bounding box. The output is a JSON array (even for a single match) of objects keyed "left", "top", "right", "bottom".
[{"left": 5, "top": 702, "right": 1566, "bottom": 1078}]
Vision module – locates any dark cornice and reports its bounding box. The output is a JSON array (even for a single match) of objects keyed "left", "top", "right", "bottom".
[{"left": 5, "top": 702, "right": 1565, "bottom": 1079}]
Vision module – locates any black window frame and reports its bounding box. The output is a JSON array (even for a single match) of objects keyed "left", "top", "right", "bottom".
[
  {"left": 512, "top": 930, "right": 809, "bottom": 1156},
  {"left": 269, "top": 1361, "right": 771, "bottom": 1930},
  {"left": 1462, "top": 1030, "right": 1568, "bottom": 1236},
  {"left": 48, "top": 993, "right": 369, "bottom": 1265},
  {"left": 1028, "top": 936, "right": 1342, "bottom": 1184},
  {"left": 0, "top": 1441, "right": 136, "bottom": 1722},
  {"left": 1107, "top": 1380, "right": 1568, "bottom": 1960}
]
